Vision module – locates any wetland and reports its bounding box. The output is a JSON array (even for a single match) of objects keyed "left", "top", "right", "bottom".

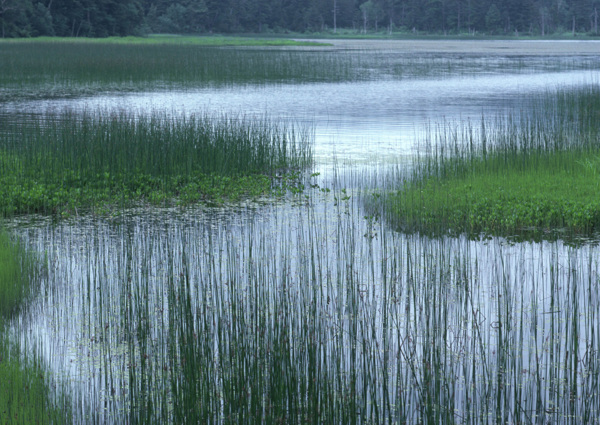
[{"left": 1, "top": 38, "right": 600, "bottom": 424}]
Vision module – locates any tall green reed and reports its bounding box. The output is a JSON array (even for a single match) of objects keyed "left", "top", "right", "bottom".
[
  {"left": 0, "top": 334, "right": 72, "bottom": 425},
  {"left": 0, "top": 228, "right": 71, "bottom": 424},
  {"left": 385, "top": 84, "right": 600, "bottom": 238},
  {"left": 0, "top": 229, "right": 35, "bottom": 319},
  {"left": 19, "top": 187, "right": 600, "bottom": 424},
  {"left": 2, "top": 41, "right": 596, "bottom": 101},
  {"left": 0, "top": 110, "right": 313, "bottom": 215},
  {"left": 1, "top": 110, "right": 311, "bottom": 179},
  {"left": 0, "top": 42, "right": 355, "bottom": 100}
]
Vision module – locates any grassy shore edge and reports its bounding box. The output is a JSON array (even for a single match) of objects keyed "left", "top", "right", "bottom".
[
  {"left": 384, "top": 85, "right": 600, "bottom": 241},
  {"left": 0, "top": 230, "right": 71, "bottom": 424}
]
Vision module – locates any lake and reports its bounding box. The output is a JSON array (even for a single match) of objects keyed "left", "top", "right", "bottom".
[{"left": 4, "top": 39, "right": 600, "bottom": 423}]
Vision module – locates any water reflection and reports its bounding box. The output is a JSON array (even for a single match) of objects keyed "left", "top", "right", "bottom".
[
  {"left": 10, "top": 191, "right": 600, "bottom": 423},
  {"left": 3, "top": 69, "right": 599, "bottom": 170},
  {"left": 4, "top": 51, "right": 600, "bottom": 423}
]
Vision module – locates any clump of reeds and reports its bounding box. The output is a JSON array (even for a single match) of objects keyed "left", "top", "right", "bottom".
[
  {"left": 0, "top": 334, "right": 72, "bottom": 425},
  {"left": 0, "top": 110, "right": 313, "bottom": 216},
  {"left": 0, "top": 42, "right": 355, "bottom": 100},
  {"left": 385, "top": 84, "right": 600, "bottom": 239},
  {"left": 0, "top": 228, "right": 71, "bottom": 424},
  {"left": 3, "top": 41, "right": 596, "bottom": 102},
  {"left": 0, "top": 229, "right": 35, "bottom": 319},
  {"left": 28, "top": 195, "right": 600, "bottom": 424}
]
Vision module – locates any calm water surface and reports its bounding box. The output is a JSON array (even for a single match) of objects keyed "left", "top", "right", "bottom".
[
  {"left": 5, "top": 56, "right": 600, "bottom": 169},
  {"left": 5, "top": 48, "right": 600, "bottom": 423}
]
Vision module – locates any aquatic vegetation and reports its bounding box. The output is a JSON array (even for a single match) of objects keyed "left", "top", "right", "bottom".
[
  {"left": 21, "top": 194, "right": 600, "bottom": 424},
  {"left": 3, "top": 35, "right": 330, "bottom": 47},
  {"left": 0, "top": 229, "right": 71, "bottom": 424},
  {"left": 0, "top": 333, "right": 71, "bottom": 425},
  {"left": 0, "top": 230, "right": 35, "bottom": 319},
  {"left": 0, "top": 111, "right": 313, "bottom": 216},
  {"left": 385, "top": 85, "right": 600, "bottom": 239},
  {"left": 1, "top": 40, "right": 596, "bottom": 102},
  {"left": 0, "top": 344, "right": 69, "bottom": 425},
  {"left": 3, "top": 41, "right": 600, "bottom": 425},
  {"left": 0, "top": 42, "right": 351, "bottom": 101}
]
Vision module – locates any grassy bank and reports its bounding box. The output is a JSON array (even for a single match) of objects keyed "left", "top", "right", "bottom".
[
  {"left": 0, "top": 111, "right": 312, "bottom": 217},
  {"left": 0, "top": 40, "right": 345, "bottom": 101},
  {"left": 386, "top": 85, "right": 600, "bottom": 240},
  {"left": 1, "top": 35, "right": 329, "bottom": 46},
  {"left": 0, "top": 229, "right": 71, "bottom": 424}
]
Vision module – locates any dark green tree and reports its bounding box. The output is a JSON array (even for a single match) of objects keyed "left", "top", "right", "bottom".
[
  {"left": 29, "top": 2, "right": 54, "bottom": 35},
  {"left": 484, "top": 3, "right": 502, "bottom": 32},
  {"left": 0, "top": 0, "right": 31, "bottom": 37},
  {"left": 154, "top": 0, "right": 207, "bottom": 33}
]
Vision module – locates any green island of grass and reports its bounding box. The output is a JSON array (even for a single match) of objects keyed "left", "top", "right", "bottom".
[
  {"left": 390, "top": 152, "right": 600, "bottom": 239},
  {"left": 386, "top": 86, "right": 600, "bottom": 240}
]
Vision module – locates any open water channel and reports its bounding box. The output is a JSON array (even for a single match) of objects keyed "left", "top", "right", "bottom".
[{"left": 4, "top": 40, "right": 600, "bottom": 423}]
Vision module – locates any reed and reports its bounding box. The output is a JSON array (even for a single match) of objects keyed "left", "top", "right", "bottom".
[
  {"left": 0, "top": 110, "right": 313, "bottom": 216},
  {"left": 0, "top": 337, "right": 71, "bottom": 425},
  {"left": 385, "top": 84, "right": 600, "bottom": 239},
  {"left": 0, "top": 42, "right": 353, "bottom": 100},
  {"left": 0, "top": 230, "right": 34, "bottom": 319},
  {"left": 18, "top": 186, "right": 600, "bottom": 424},
  {"left": 3, "top": 38, "right": 600, "bottom": 425},
  {"left": 2, "top": 41, "right": 595, "bottom": 101},
  {"left": 0, "top": 228, "right": 71, "bottom": 424},
  {"left": 2, "top": 35, "right": 329, "bottom": 46}
]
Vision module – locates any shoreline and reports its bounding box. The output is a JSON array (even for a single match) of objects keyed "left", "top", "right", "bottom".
[{"left": 304, "top": 38, "right": 600, "bottom": 55}]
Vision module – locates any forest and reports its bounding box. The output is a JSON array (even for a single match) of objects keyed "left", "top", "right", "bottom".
[{"left": 0, "top": 0, "right": 599, "bottom": 38}]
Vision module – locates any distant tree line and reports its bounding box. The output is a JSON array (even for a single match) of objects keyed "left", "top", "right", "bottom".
[{"left": 1, "top": 0, "right": 599, "bottom": 38}]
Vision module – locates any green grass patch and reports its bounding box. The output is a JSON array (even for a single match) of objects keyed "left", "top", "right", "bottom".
[
  {"left": 0, "top": 111, "right": 312, "bottom": 216},
  {"left": 386, "top": 85, "right": 600, "bottom": 240},
  {"left": 0, "top": 336, "right": 71, "bottom": 425},
  {"left": 391, "top": 151, "right": 600, "bottom": 238},
  {"left": 0, "top": 231, "right": 35, "bottom": 319},
  {"left": 0, "top": 40, "right": 345, "bottom": 101},
  {"left": 2, "top": 34, "right": 330, "bottom": 47},
  {"left": 0, "top": 230, "right": 71, "bottom": 424}
]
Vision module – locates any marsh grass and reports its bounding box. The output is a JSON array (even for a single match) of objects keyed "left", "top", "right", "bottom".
[
  {"left": 0, "top": 334, "right": 71, "bottom": 425},
  {"left": 22, "top": 189, "right": 600, "bottom": 424},
  {"left": 4, "top": 39, "right": 600, "bottom": 425},
  {"left": 0, "top": 230, "right": 35, "bottom": 319},
  {"left": 1, "top": 40, "right": 596, "bottom": 102},
  {"left": 0, "top": 42, "right": 352, "bottom": 100},
  {"left": 385, "top": 85, "right": 600, "bottom": 239},
  {"left": 0, "top": 228, "right": 71, "bottom": 424},
  {"left": 3, "top": 35, "right": 330, "bottom": 47},
  {"left": 0, "top": 110, "right": 313, "bottom": 216}
]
